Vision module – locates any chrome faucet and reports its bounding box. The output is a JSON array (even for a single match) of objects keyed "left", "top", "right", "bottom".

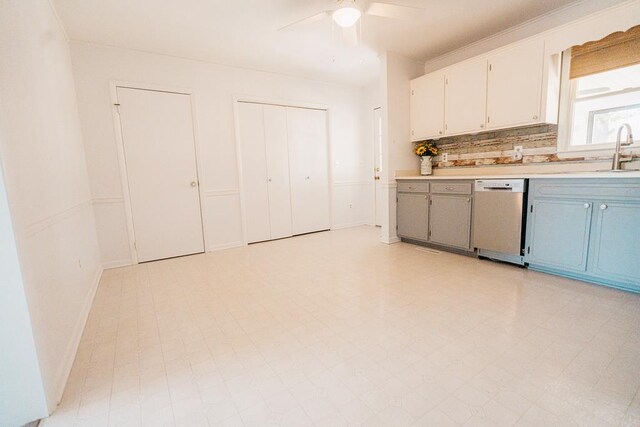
[{"left": 612, "top": 123, "right": 634, "bottom": 171}]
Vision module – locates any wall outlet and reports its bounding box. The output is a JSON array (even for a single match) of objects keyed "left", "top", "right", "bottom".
[
  {"left": 512, "top": 146, "right": 524, "bottom": 161},
  {"left": 442, "top": 153, "right": 448, "bottom": 162}
]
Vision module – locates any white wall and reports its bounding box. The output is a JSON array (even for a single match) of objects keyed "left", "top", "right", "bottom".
[
  {"left": 0, "top": 156, "right": 48, "bottom": 427},
  {"left": 0, "top": 0, "right": 102, "bottom": 414},
  {"left": 69, "top": 42, "right": 373, "bottom": 266},
  {"left": 378, "top": 52, "right": 424, "bottom": 244}
]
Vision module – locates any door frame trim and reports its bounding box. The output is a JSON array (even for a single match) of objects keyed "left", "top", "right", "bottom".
[
  {"left": 372, "top": 106, "right": 382, "bottom": 227},
  {"left": 232, "top": 95, "right": 332, "bottom": 246},
  {"left": 109, "top": 80, "right": 208, "bottom": 264}
]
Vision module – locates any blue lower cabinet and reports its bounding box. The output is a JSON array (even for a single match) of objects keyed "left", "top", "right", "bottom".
[
  {"left": 588, "top": 202, "right": 640, "bottom": 292},
  {"left": 526, "top": 179, "right": 640, "bottom": 293},
  {"left": 526, "top": 199, "right": 592, "bottom": 273}
]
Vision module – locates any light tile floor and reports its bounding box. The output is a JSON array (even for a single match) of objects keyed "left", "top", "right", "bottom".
[{"left": 43, "top": 226, "right": 640, "bottom": 426}]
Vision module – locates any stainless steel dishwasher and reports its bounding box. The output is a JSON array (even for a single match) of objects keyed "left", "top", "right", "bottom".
[{"left": 472, "top": 179, "right": 527, "bottom": 265}]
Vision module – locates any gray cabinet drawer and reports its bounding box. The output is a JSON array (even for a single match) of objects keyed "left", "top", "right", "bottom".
[
  {"left": 398, "top": 182, "right": 430, "bottom": 193},
  {"left": 431, "top": 182, "right": 472, "bottom": 195}
]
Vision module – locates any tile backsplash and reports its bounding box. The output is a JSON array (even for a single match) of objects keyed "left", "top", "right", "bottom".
[{"left": 426, "top": 124, "right": 635, "bottom": 168}]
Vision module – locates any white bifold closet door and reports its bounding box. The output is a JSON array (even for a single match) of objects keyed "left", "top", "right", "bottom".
[
  {"left": 116, "top": 87, "right": 205, "bottom": 262},
  {"left": 238, "top": 102, "right": 329, "bottom": 244},
  {"left": 238, "top": 103, "right": 293, "bottom": 243},
  {"left": 286, "top": 107, "right": 330, "bottom": 235}
]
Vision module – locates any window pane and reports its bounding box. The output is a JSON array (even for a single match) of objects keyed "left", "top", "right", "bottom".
[
  {"left": 590, "top": 104, "right": 640, "bottom": 144},
  {"left": 570, "top": 63, "right": 640, "bottom": 146}
]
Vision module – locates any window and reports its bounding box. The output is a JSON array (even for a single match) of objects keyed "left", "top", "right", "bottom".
[
  {"left": 569, "top": 64, "right": 640, "bottom": 147},
  {"left": 559, "top": 25, "right": 640, "bottom": 153}
]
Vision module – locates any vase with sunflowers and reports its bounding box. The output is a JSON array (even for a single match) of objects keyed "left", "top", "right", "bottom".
[{"left": 414, "top": 142, "right": 438, "bottom": 175}]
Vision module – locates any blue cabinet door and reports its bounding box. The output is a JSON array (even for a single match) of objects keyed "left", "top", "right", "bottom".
[
  {"left": 588, "top": 202, "right": 640, "bottom": 290},
  {"left": 526, "top": 199, "right": 593, "bottom": 272}
]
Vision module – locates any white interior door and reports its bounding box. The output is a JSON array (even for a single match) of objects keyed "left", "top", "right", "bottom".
[
  {"left": 373, "top": 107, "right": 383, "bottom": 227},
  {"left": 263, "top": 105, "right": 292, "bottom": 239},
  {"left": 237, "top": 102, "right": 271, "bottom": 243},
  {"left": 287, "top": 107, "right": 330, "bottom": 235},
  {"left": 117, "top": 87, "right": 204, "bottom": 262}
]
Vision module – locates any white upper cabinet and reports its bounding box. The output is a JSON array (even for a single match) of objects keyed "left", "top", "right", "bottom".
[
  {"left": 411, "top": 72, "right": 445, "bottom": 141},
  {"left": 410, "top": 36, "right": 560, "bottom": 139},
  {"left": 445, "top": 58, "right": 488, "bottom": 135},
  {"left": 486, "top": 39, "right": 545, "bottom": 129}
]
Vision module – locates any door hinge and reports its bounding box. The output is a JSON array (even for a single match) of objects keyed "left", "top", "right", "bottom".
[
  {"left": 445, "top": 124, "right": 448, "bottom": 130},
  {"left": 429, "top": 199, "right": 432, "bottom": 205},
  {"left": 428, "top": 229, "right": 432, "bottom": 237},
  {"left": 527, "top": 246, "right": 530, "bottom": 254},
  {"left": 489, "top": 64, "right": 492, "bottom": 71},
  {"left": 487, "top": 116, "right": 490, "bottom": 123},
  {"left": 445, "top": 78, "right": 448, "bottom": 85},
  {"left": 411, "top": 90, "right": 414, "bottom": 95},
  {"left": 114, "top": 103, "right": 121, "bottom": 114},
  {"left": 133, "top": 241, "right": 137, "bottom": 250},
  {"left": 530, "top": 205, "right": 533, "bottom": 213}
]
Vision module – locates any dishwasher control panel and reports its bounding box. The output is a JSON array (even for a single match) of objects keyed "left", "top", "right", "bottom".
[{"left": 475, "top": 179, "right": 525, "bottom": 192}]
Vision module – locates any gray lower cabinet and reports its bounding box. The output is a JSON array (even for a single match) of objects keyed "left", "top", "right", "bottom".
[
  {"left": 429, "top": 194, "right": 472, "bottom": 249},
  {"left": 397, "top": 193, "right": 429, "bottom": 241},
  {"left": 525, "top": 178, "right": 640, "bottom": 293},
  {"left": 397, "top": 180, "right": 473, "bottom": 252},
  {"left": 526, "top": 198, "right": 592, "bottom": 273}
]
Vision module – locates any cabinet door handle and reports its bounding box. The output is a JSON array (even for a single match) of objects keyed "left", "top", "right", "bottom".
[
  {"left": 445, "top": 186, "right": 454, "bottom": 191},
  {"left": 583, "top": 203, "right": 591, "bottom": 209},
  {"left": 600, "top": 204, "right": 608, "bottom": 210},
  {"left": 533, "top": 115, "right": 539, "bottom": 120},
  {"left": 480, "top": 124, "right": 485, "bottom": 128}
]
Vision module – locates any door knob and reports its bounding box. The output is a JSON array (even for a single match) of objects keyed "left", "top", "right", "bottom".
[
  {"left": 190, "top": 181, "right": 198, "bottom": 187},
  {"left": 305, "top": 176, "right": 310, "bottom": 180},
  {"left": 600, "top": 204, "right": 608, "bottom": 210},
  {"left": 583, "top": 203, "right": 591, "bottom": 209}
]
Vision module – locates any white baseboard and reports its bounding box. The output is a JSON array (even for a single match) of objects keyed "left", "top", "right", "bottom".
[
  {"left": 331, "top": 222, "right": 369, "bottom": 230},
  {"left": 207, "top": 241, "right": 244, "bottom": 252},
  {"left": 102, "top": 259, "right": 133, "bottom": 269},
  {"left": 380, "top": 236, "right": 401, "bottom": 244},
  {"left": 50, "top": 266, "right": 103, "bottom": 413}
]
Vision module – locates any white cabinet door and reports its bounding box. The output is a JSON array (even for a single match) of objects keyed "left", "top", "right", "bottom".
[
  {"left": 445, "top": 59, "right": 488, "bottom": 135},
  {"left": 287, "top": 107, "right": 330, "bottom": 235},
  {"left": 487, "top": 39, "right": 544, "bottom": 129},
  {"left": 411, "top": 73, "right": 445, "bottom": 141},
  {"left": 237, "top": 102, "right": 271, "bottom": 243},
  {"left": 263, "top": 105, "right": 292, "bottom": 240},
  {"left": 117, "top": 87, "right": 204, "bottom": 262}
]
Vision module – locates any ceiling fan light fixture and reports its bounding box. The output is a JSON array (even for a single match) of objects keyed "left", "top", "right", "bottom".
[{"left": 332, "top": 6, "right": 361, "bottom": 28}]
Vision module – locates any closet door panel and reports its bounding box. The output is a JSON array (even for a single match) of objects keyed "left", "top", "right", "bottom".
[
  {"left": 263, "top": 105, "right": 293, "bottom": 240},
  {"left": 287, "top": 107, "right": 330, "bottom": 235},
  {"left": 237, "top": 102, "right": 271, "bottom": 243}
]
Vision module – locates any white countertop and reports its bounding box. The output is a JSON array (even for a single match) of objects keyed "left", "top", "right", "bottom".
[{"left": 396, "top": 171, "right": 640, "bottom": 180}]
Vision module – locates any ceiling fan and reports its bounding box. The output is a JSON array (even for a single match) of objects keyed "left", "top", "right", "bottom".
[{"left": 279, "top": 0, "right": 426, "bottom": 46}]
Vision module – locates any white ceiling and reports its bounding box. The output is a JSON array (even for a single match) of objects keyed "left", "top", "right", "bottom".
[{"left": 52, "top": 0, "right": 584, "bottom": 86}]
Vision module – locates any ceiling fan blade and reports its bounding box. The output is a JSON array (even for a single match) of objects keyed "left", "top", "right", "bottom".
[
  {"left": 365, "top": 2, "right": 425, "bottom": 20},
  {"left": 278, "top": 11, "right": 331, "bottom": 31},
  {"left": 342, "top": 25, "right": 359, "bottom": 47}
]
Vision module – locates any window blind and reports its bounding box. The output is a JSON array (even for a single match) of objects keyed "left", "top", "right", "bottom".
[{"left": 570, "top": 24, "right": 640, "bottom": 79}]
